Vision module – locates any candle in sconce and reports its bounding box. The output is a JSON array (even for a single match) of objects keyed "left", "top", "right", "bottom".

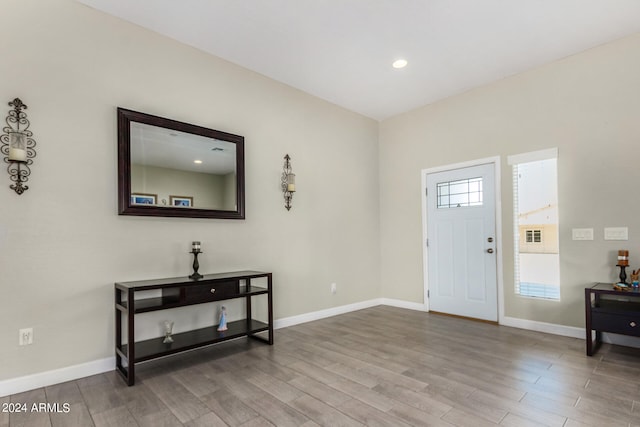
[
  {"left": 192, "top": 241, "right": 201, "bottom": 252},
  {"left": 9, "top": 147, "right": 27, "bottom": 162},
  {"left": 286, "top": 173, "right": 296, "bottom": 192},
  {"left": 8, "top": 132, "right": 27, "bottom": 162}
]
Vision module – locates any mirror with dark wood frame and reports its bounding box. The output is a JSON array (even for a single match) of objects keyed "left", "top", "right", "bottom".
[{"left": 117, "top": 108, "right": 245, "bottom": 219}]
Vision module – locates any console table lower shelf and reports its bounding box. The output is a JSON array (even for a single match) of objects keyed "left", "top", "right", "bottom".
[{"left": 115, "top": 271, "right": 273, "bottom": 386}]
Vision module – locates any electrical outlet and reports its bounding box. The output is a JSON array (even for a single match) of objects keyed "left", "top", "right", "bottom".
[
  {"left": 572, "top": 228, "right": 594, "bottom": 241},
  {"left": 604, "top": 227, "right": 628, "bottom": 241},
  {"left": 331, "top": 283, "right": 337, "bottom": 294},
  {"left": 19, "top": 328, "right": 33, "bottom": 346}
]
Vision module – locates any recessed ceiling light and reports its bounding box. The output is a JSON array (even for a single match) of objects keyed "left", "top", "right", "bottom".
[
  {"left": 392, "top": 59, "right": 408, "bottom": 69},
  {"left": 194, "top": 160, "right": 203, "bottom": 164}
]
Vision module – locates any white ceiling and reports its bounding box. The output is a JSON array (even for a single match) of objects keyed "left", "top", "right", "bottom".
[{"left": 77, "top": 0, "right": 640, "bottom": 120}]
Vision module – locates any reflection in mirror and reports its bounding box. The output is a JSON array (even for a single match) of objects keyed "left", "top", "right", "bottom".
[
  {"left": 118, "top": 108, "right": 245, "bottom": 219},
  {"left": 130, "top": 122, "right": 237, "bottom": 210}
]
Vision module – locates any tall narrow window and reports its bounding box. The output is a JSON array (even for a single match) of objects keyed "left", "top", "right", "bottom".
[{"left": 508, "top": 149, "right": 560, "bottom": 300}]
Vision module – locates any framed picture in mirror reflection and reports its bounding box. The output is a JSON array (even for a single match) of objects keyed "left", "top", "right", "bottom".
[
  {"left": 170, "top": 195, "right": 193, "bottom": 207},
  {"left": 131, "top": 193, "right": 157, "bottom": 205}
]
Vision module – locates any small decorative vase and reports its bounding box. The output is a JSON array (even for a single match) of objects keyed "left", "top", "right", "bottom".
[{"left": 163, "top": 321, "right": 174, "bottom": 343}]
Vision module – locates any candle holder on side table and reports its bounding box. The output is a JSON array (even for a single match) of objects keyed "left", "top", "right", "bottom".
[
  {"left": 617, "top": 250, "right": 629, "bottom": 285},
  {"left": 189, "top": 241, "right": 203, "bottom": 280},
  {"left": 617, "top": 264, "right": 628, "bottom": 285}
]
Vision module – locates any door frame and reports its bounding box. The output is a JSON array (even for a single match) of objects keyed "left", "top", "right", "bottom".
[{"left": 421, "top": 156, "right": 505, "bottom": 324}]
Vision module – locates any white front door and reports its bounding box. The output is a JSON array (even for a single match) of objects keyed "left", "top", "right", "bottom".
[{"left": 425, "top": 163, "right": 497, "bottom": 321}]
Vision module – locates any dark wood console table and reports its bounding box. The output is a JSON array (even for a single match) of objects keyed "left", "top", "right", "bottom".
[
  {"left": 585, "top": 283, "right": 640, "bottom": 356},
  {"left": 115, "top": 270, "right": 273, "bottom": 385}
]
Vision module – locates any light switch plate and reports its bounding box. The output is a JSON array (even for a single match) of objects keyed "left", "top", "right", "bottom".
[
  {"left": 604, "top": 227, "right": 628, "bottom": 241},
  {"left": 572, "top": 228, "right": 594, "bottom": 240}
]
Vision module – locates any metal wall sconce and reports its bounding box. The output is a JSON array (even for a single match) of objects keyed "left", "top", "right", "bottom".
[
  {"left": 281, "top": 154, "right": 296, "bottom": 210},
  {"left": 1, "top": 98, "right": 36, "bottom": 194}
]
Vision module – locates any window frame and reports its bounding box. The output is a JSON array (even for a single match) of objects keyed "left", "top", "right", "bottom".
[{"left": 508, "top": 148, "right": 560, "bottom": 300}]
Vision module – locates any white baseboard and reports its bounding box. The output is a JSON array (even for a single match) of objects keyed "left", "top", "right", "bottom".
[
  {"left": 0, "top": 357, "right": 114, "bottom": 398},
  {"left": 273, "top": 298, "right": 425, "bottom": 331},
  {"left": 380, "top": 298, "right": 426, "bottom": 312},
  {"left": 501, "top": 315, "right": 584, "bottom": 339},
  {"left": 274, "top": 298, "right": 382, "bottom": 329}
]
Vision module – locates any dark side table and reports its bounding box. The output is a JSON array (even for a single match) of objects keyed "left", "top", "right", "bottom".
[{"left": 585, "top": 283, "right": 640, "bottom": 356}]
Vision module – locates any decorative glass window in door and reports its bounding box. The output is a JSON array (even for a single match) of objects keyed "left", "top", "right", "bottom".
[{"left": 436, "top": 177, "right": 483, "bottom": 209}]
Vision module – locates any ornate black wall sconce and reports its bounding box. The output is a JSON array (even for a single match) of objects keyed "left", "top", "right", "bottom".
[
  {"left": 1, "top": 98, "right": 36, "bottom": 194},
  {"left": 281, "top": 154, "right": 296, "bottom": 210}
]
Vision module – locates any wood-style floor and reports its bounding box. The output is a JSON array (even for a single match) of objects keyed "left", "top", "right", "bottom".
[{"left": 2, "top": 306, "right": 640, "bottom": 426}]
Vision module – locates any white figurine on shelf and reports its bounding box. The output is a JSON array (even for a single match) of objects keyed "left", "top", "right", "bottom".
[{"left": 217, "top": 306, "right": 228, "bottom": 331}]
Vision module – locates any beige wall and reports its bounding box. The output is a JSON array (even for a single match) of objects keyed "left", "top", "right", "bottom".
[
  {"left": 0, "top": 0, "right": 379, "bottom": 381},
  {"left": 380, "top": 32, "right": 640, "bottom": 328}
]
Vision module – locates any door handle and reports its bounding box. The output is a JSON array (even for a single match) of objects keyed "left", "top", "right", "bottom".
[{"left": 486, "top": 248, "right": 494, "bottom": 254}]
